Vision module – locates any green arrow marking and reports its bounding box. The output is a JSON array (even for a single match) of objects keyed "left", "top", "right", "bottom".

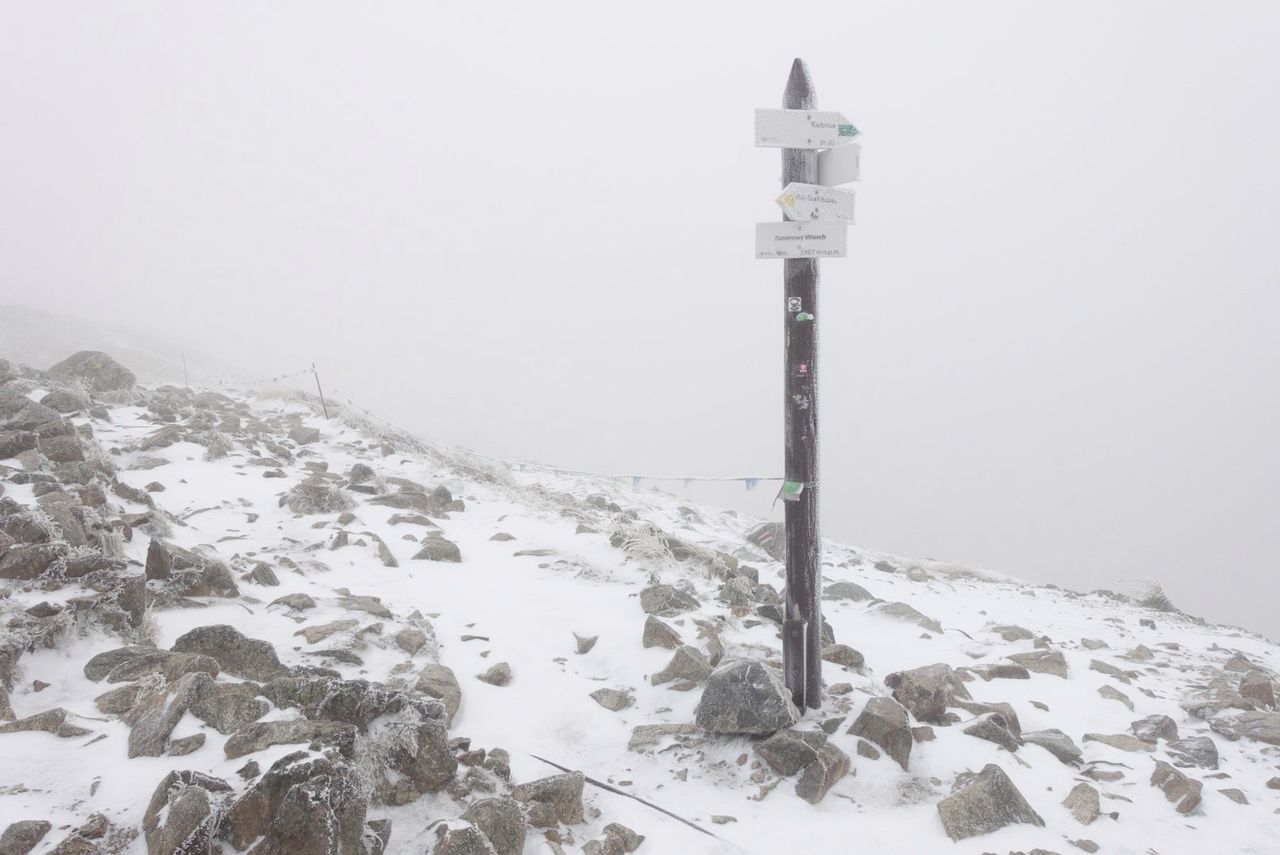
[{"left": 838, "top": 123, "right": 859, "bottom": 138}]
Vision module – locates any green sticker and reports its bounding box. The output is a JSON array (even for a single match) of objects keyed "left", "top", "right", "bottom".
[
  {"left": 838, "top": 123, "right": 859, "bottom": 138},
  {"left": 782, "top": 481, "right": 805, "bottom": 499},
  {"left": 795, "top": 312, "right": 814, "bottom": 322}
]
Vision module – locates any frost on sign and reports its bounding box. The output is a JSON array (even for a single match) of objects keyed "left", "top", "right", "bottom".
[
  {"left": 777, "top": 183, "right": 856, "bottom": 222},
  {"left": 755, "top": 109, "right": 859, "bottom": 149},
  {"left": 755, "top": 222, "right": 847, "bottom": 259}
]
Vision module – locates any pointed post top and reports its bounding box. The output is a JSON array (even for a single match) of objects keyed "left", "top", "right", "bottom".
[{"left": 783, "top": 58, "right": 816, "bottom": 110}]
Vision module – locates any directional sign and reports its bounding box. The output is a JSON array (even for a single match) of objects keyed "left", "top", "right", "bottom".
[
  {"left": 755, "top": 109, "right": 859, "bottom": 149},
  {"left": 816, "top": 143, "right": 861, "bottom": 186},
  {"left": 777, "top": 182, "right": 855, "bottom": 222},
  {"left": 755, "top": 221, "right": 847, "bottom": 259}
]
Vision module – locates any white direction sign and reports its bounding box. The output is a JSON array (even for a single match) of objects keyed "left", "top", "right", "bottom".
[
  {"left": 777, "top": 183, "right": 855, "bottom": 222},
  {"left": 816, "top": 143, "right": 861, "bottom": 186},
  {"left": 755, "top": 109, "right": 859, "bottom": 149},
  {"left": 755, "top": 221, "right": 847, "bottom": 259}
]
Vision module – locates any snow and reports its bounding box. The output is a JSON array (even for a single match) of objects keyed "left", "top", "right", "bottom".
[{"left": 2, "top": 388, "right": 1279, "bottom": 854}]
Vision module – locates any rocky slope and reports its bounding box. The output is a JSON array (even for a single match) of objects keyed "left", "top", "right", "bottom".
[{"left": 1, "top": 351, "right": 1278, "bottom": 855}]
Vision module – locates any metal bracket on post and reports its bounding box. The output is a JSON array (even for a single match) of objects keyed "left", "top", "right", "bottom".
[{"left": 782, "top": 616, "right": 808, "bottom": 709}]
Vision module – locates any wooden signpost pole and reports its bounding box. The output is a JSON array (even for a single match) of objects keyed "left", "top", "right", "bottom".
[{"left": 780, "top": 58, "right": 823, "bottom": 710}]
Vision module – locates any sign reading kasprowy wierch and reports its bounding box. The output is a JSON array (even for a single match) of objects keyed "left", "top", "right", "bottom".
[
  {"left": 777, "top": 183, "right": 856, "bottom": 222},
  {"left": 755, "top": 109, "right": 859, "bottom": 149},
  {"left": 755, "top": 221, "right": 847, "bottom": 258}
]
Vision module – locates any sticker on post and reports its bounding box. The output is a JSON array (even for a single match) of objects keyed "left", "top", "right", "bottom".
[
  {"left": 781, "top": 481, "right": 805, "bottom": 501},
  {"left": 756, "top": 221, "right": 847, "bottom": 259}
]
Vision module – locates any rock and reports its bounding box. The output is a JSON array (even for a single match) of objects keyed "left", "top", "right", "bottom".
[
  {"left": 0, "top": 542, "right": 68, "bottom": 580},
  {"left": 36, "top": 434, "right": 83, "bottom": 464},
  {"left": 872, "top": 601, "right": 943, "bottom": 634},
  {"left": 573, "top": 633, "right": 598, "bottom": 654},
  {"left": 795, "top": 742, "right": 850, "bottom": 804},
  {"left": 223, "top": 719, "right": 357, "bottom": 759},
  {"left": 368, "top": 710, "right": 457, "bottom": 803},
  {"left": 477, "top": 662, "right": 512, "bottom": 687},
  {"left": 512, "top": 771, "right": 584, "bottom": 827},
  {"left": 963, "top": 712, "right": 1021, "bottom": 752},
  {"left": 395, "top": 629, "right": 429, "bottom": 656},
  {"left": 0, "top": 708, "right": 92, "bottom": 738},
  {"left": 47, "top": 351, "right": 136, "bottom": 394},
  {"left": 639, "top": 584, "right": 700, "bottom": 617},
  {"left": 0, "top": 821, "right": 52, "bottom": 855},
  {"left": 269, "top": 592, "right": 317, "bottom": 612},
  {"left": 190, "top": 683, "right": 270, "bottom": 734},
  {"left": 627, "top": 723, "right": 700, "bottom": 752},
  {"left": 0, "top": 430, "right": 39, "bottom": 459},
  {"left": 951, "top": 699, "right": 1022, "bottom": 737},
  {"left": 288, "top": 425, "right": 320, "bottom": 445},
  {"left": 589, "top": 688, "right": 633, "bottom": 712},
  {"left": 1210, "top": 710, "right": 1280, "bottom": 745},
  {"left": 261, "top": 676, "right": 443, "bottom": 732},
  {"left": 1083, "top": 733, "right": 1153, "bottom": 753},
  {"left": 431, "top": 823, "right": 497, "bottom": 855},
  {"left": 126, "top": 671, "right": 214, "bottom": 758},
  {"left": 848, "top": 696, "right": 912, "bottom": 770},
  {"left": 460, "top": 798, "right": 525, "bottom": 855},
  {"left": 856, "top": 738, "right": 881, "bottom": 759},
  {"left": 1098, "top": 684, "right": 1134, "bottom": 711},
  {"left": 651, "top": 645, "right": 711, "bottom": 686},
  {"left": 822, "top": 581, "right": 873, "bottom": 601},
  {"left": 1081, "top": 638, "right": 1109, "bottom": 650},
  {"left": 820, "top": 644, "right": 864, "bottom": 669},
  {"left": 142, "top": 770, "right": 233, "bottom": 855},
  {"left": 642, "top": 615, "right": 681, "bottom": 649},
  {"left": 247, "top": 562, "right": 280, "bottom": 586},
  {"left": 295, "top": 619, "right": 359, "bottom": 644},
  {"left": 991, "top": 624, "right": 1035, "bottom": 642},
  {"left": 1151, "top": 760, "right": 1203, "bottom": 814},
  {"left": 884, "top": 663, "right": 971, "bottom": 723},
  {"left": 1062, "top": 782, "right": 1100, "bottom": 825},
  {"left": 1021, "top": 729, "right": 1083, "bottom": 765},
  {"left": 935, "top": 763, "right": 1044, "bottom": 842},
  {"left": 218, "top": 752, "right": 368, "bottom": 854},
  {"left": 745, "top": 521, "right": 785, "bottom": 561},
  {"left": 1268, "top": 777, "right": 1280, "bottom": 790},
  {"left": 1220, "top": 788, "right": 1249, "bottom": 804},
  {"left": 753, "top": 729, "right": 828, "bottom": 776},
  {"left": 416, "top": 665, "right": 462, "bottom": 725},
  {"left": 1240, "top": 671, "right": 1277, "bottom": 708},
  {"left": 1181, "top": 677, "right": 1253, "bottom": 719},
  {"left": 694, "top": 660, "right": 801, "bottom": 736},
  {"left": 171, "top": 625, "right": 289, "bottom": 681},
  {"left": 601, "top": 823, "right": 644, "bottom": 853},
  {"left": 1166, "top": 736, "right": 1220, "bottom": 769},
  {"left": 413, "top": 535, "right": 462, "bottom": 563},
  {"left": 1007, "top": 649, "right": 1069, "bottom": 678},
  {"left": 1131, "top": 714, "right": 1179, "bottom": 744},
  {"left": 962, "top": 663, "right": 1030, "bottom": 681},
  {"left": 0, "top": 395, "right": 60, "bottom": 432},
  {"left": 167, "top": 733, "right": 206, "bottom": 755}
]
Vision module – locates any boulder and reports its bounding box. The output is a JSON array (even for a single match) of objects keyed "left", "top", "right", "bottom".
[
  {"left": 935, "top": 764, "right": 1044, "bottom": 841},
  {"left": 694, "top": 660, "right": 801, "bottom": 736},
  {"left": 47, "top": 351, "right": 136, "bottom": 394},
  {"left": 413, "top": 535, "right": 462, "bottom": 563},
  {"left": 872, "top": 601, "right": 943, "bottom": 634},
  {"left": 0, "top": 542, "right": 68, "bottom": 580},
  {"left": 126, "top": 671, "right": 214, "bottom": 758},
  {"left": 1021, "top": 729, "right": 1082, "bottom": 765},
  {"left": 848, "top": 696, "right": 912, "bottom": 770},
  {"left": 1062, "top": 782, "right": 1100, "bottom": 825},
  {"left": 1209, "top": 710, "right": 1280, "bottom": 745},
  {"left": 416, "top": 665, "right": 462, "bottom": 726},
  {"left": 962, "top": 712, "right": 1021, "bottom": 752},
  {"left": 1131, "top": 714, "right": 1179, "bottom": 744},
  {"left": 1166, "top": 735, "right": 1220, "bottom": 770},
  {"left": 820, "top": 644, "right": 864, "bottom": 669},
  {"left": 753, "top": 729, "right": 828, "bottom": 776},
  {"left": 431, "top": 823, "right": 498, "bottom": 855},
  {"left": 190, "top": 683, "right": 270, "bottom": 734},
  {"left": 460, "top": 798, "right": 525, "bottom": 855},
  {"left": 590, "top": 688, "right": 633, "bottom": 712},
  {"left": 288, "top": 426, "right": 320, "bottom": 445},
  {"left": 639, "top": 584, "right": 700, "bottom": 617},
  {"left": 171, "top": 625, "right": 289, "bottom": 681},
  {"left": 642, "top": 615, "right": 681, "bottom": 649},
  {"left": 1239, "top": 671, "right": 1277, "bottom": 709},
  {"left": 1151, "top": 760, "right": 1203, "bottom": 814},
  {"left": 0, "top": 821, "right": 52, "bottom": 855},
  {"left": 884, "top": 663, "right": 971, "bottom": 723},
  {"left": 223, "top": 719, "right": 357, "bottom": 760},
  {"left": 142, "top": 770, "right": 233, "bottom": 855},
  {"left": 651, "top": 645, "right": 712, "bottom": 686},
  {"left": 368, "top": 711, "right": 458, "bottom": 803},
  {"left": 36, "top": 434, "right": 83, "bottom": 464},
  {"left": 84, "top": 647, "right": 220, "bottom": 684},
  {"left": 1007, "top": 649, "right": 1069, "bottom": 678},
  {"left": 511, "top": 771, "right": 584, "bottom": 827},
  {"left": 745, "top": 521, "right": 785, "bottom": 561},
  {"left": 822, "top": 581, "right": 873, "bottom": 601},
  {"left": 477, "top": 662, "right": 512, "bottom": 687},
  {"left": 795, "top": 742, "right": 850, "bottom": 804}
]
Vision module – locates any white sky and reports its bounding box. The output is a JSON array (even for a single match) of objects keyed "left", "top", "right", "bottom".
[{"left": 2, "top": 2, "right": 1278, "bottom": 637}]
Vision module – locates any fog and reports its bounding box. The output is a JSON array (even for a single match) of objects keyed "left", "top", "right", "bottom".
[{"left": 2, "top": 3, "right": 1278, "bottom": 638}]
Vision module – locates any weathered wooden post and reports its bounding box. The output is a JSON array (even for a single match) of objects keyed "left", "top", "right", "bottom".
[
  {"left": 755, "top": 59, "right": 860, "bottom": 710},
  {"left": 312, "top": 362, "right": 330, "bottom": 419}
]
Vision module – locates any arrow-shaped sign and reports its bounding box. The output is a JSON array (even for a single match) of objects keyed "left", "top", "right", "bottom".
[
  {"left": 755, "top": 108, "right": 859, "bottom": 149},
  {"left": 755, "top": 221, "right": 847, "bottom": 259},
  {"left": 816, "top": 143, "right": 861, "bottom": 186},
  {"left": 777, "top": 182, "right": 856, "bottom": 222}
]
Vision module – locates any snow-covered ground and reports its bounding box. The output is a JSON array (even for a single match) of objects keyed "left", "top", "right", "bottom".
[{"left": 3, "top": 384, "right": 1279, "bottom": 855}]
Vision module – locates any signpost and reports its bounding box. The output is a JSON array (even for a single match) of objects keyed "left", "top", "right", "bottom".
[
  {"left": 755, "top": 59, "right": 860, "bottom": 711},
  {"left": 776, "top": 182, "right": 856, "bottom": 222}
]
